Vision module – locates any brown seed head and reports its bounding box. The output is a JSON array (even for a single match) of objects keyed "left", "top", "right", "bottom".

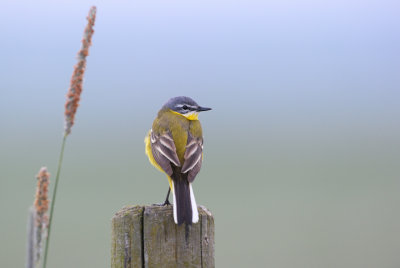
[
  {"left": 32, "top": 167, "right": 50, "bottom": 264},
  {"left": 34, "top": 167, "right": 50, "bottom": 222},
  {"left": 64, "top": 6, "right": 97, "bottom": 135}
]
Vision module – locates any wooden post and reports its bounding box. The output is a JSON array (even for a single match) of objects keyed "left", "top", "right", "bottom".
[{"left": 111, "top": 205, "right": 214, "bottom": 268}]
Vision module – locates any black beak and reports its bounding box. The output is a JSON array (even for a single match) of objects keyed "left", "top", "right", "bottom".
[{"left": 197, "top": 106, "right": 212, "bottom": 112}]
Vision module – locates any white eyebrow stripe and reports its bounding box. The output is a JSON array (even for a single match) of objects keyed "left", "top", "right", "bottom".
[{"left": 175, "top": 104, "right": 197, "bottom": 109}]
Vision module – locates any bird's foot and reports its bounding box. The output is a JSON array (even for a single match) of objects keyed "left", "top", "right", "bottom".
[{"left": 152, "top": 200, "right": 171, "bottom": 206}]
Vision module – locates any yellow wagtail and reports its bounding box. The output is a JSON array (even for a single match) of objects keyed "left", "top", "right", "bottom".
[{"left": 145, "top": 96, "right": 211, "bottom": 225}]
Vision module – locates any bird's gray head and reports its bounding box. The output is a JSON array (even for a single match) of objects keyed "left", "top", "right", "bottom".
[{"left": 164, "top": 96, "right": 211, "bottom": 115}]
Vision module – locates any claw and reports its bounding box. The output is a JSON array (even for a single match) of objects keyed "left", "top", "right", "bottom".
[
  {"left": 152, "top": 200, "right": 171, "bottom": 206},
  {"left": 152, "top": 188, "right": 171, "bottom": 206}
]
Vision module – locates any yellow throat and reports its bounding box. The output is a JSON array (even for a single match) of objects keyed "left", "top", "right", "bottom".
[{"left": 170, "top": 110, "right": 199, "bottom": 121}]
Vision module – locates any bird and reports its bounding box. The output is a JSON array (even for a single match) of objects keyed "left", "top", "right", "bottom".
[{"left": 144, "top": 96, "right": 211, "bottom": 225}]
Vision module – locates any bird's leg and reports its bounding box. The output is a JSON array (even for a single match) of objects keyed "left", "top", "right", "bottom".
[
  {"left": 153, "top": 188, "right": 171, "bottom": 206},
  {"left": 162, "top": 188, "right": 171, "bottom": 206}
]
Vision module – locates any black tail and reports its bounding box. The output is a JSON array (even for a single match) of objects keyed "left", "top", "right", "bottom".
[{"left": 172, "top": 177, "right": 192, "bottom": 226}]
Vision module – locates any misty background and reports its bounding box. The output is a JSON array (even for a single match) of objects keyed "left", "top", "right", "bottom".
[{"left": 1, "top": 0, "right": 399, "bottom": 267}]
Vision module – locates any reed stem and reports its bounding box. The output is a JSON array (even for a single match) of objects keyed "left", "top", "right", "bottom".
[
  {"left": 26, "top": 207, "right": 36, "bottom": 268},
  {"left": 42, "top": 134, "right": 67, "bottom": 268}
]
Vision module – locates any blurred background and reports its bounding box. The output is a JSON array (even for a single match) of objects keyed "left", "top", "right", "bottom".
[{"left": 1, "top": 0, "right": 399, "bottom": 267}]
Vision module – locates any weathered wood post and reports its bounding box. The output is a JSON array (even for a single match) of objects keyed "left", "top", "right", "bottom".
[{"left": 111, "top": 205, "right": 214, "bottom": 268}]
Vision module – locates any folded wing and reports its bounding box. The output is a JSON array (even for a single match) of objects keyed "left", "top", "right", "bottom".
[
  {"left": 150, "top": 130, "right": 181, "bottom": 176},
  {"left": 182, "top": 133, "right": 203, "bottom": 182}
]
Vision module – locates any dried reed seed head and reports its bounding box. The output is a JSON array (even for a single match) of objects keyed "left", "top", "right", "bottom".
[
  {"left": 64, "top": 6, "right": 97, "bottom": 135},
  {"left": 34, "top": 167, "right": 50, "bottom": 219}
]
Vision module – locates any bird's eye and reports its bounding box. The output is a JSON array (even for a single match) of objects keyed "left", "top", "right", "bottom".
[{"left": 182, "top": 105, "right": 188, "bottom": 110}]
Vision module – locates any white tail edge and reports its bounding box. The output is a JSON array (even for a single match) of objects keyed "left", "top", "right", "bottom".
[
  {"left": 190, "top": 183, "right": 199, "bottom": 223},
  {"left": 172, "top": 181, "right": 178, "bottom": 224}
]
